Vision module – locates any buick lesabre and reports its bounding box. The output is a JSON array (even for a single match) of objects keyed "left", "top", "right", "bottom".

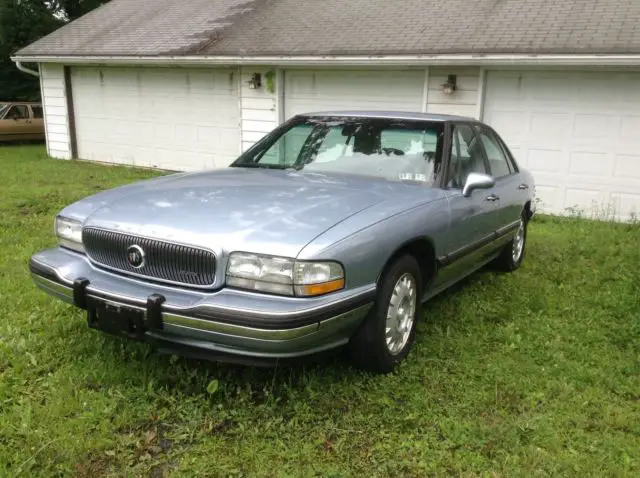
[{"left": 30, "top": 112, "right": 535, "bottom": 373}]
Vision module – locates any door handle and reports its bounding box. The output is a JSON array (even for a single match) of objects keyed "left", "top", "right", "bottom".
[
  {"left": 517, "top": 183, "right": 529, "bottom": 190},
  {"left": 485, "top": 194, "right": 500, "bottom": 202}
]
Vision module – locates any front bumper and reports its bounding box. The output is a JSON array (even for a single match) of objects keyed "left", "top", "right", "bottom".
[{"left": 30, "top": 247, "right": 375, "bottom": 363}]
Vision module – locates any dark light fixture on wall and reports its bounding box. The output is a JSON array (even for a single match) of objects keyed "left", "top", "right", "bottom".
[
  {"left": 248, "top": 73, "right": 262, "bottom": 89},
  {"left": 442, "top": 74, "right": 457, "bottom": 95}
]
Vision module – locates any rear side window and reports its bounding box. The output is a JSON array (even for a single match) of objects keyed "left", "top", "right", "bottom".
[
  {"left": 31, "top": 105, "right": 43, "bottom": 119},
  {"left": 478, "top": 129, "right": 512, "bottom": 178}
]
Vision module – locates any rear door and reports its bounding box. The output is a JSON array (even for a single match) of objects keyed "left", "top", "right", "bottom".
[
  {"left": 28, "top": 104, "right": 45, "bottom": 140},
  {"left": 476, "top": 125, "right": 525, "bottom": 233},
  {"left": 435, "top": 123, "right": 500, "bottom": 285}
]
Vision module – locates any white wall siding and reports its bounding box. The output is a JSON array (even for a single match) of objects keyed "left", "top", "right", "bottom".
[
  {"left": 240, "top": 67, "right": 278, "bottom": 151},
  {"left": 426, "top": 67, "right": 481, "bottom": 118},
  {"left": 39, "top": 64, "right": 71, "bottom": 159}
]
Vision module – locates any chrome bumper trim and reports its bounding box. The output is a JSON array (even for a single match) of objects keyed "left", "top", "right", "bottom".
[
  {"left": 32, "top": 273, "right": 73, "bottom": 300},
  {"left": 30, "top": 271, "right": 373, "bottom": 343},
  {"left": 163, "top": 303, "right": 371, "bottom": 341}
]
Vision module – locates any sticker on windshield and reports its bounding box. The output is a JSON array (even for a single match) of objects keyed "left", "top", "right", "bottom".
[{"left": 399, "top": 173, "right": 428, "bottom": 182}]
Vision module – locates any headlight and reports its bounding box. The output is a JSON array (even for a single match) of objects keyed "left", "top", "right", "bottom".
[
  {"left": 55, "top": 216, "right": 84, "bottom": 253},
  {"left": 226, "top": 252, "right": 344, "bottom": 297}
]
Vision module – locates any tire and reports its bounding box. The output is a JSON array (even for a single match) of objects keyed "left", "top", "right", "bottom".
[
  {"left": 494, "top": 212, "right": 528, "bottom": 272},
  {"left": 347, "top": 255, "right": 423, "bottom": 373}
]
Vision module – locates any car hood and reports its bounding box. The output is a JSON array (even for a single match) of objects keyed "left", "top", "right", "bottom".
[{"left": 73, "top": 168, "right": 440, "bottom": 258}]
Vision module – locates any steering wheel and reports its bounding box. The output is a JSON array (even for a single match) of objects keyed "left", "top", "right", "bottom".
[{"left": 382, "top": 147, "right": 405, "bottom": 156}]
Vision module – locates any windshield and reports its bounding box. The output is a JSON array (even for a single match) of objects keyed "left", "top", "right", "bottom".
[
  {"left": 231, "top": 117, "right": 445, "bottom": 185},
  {"left": 0, "top": 104, "right": 8, "bottom": 118}
]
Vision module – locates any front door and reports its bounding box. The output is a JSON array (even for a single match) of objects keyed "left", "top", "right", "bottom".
[{"left": 433, "top": 123, "right": 500, "bottom": 288}]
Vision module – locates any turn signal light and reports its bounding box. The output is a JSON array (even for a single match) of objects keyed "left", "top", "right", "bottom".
[{"left": 295, "top": 278, "right": 345, "bottom": 297}]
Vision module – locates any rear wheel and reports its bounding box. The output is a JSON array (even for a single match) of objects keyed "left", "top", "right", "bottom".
[
  {"left": 347, "top": 255, "right": 422, "bottom": 373},
  {"left": 495, "top": 212, "right": 528, "bottom": 271}
]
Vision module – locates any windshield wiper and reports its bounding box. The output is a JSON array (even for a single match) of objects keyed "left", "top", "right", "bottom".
[{"left": 232, "top": 163, "right": 289, "bottom": 170}]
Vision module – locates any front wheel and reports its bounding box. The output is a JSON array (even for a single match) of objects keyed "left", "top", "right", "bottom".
[
  {"left": 347, "top": 255, "right": 423, "bottom": 373},
  {"left": 494, "top": 213, "right": 528, "bottom": 271}
]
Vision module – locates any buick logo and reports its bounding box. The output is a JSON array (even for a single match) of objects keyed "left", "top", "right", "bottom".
[{"left": 126, "top": 245, "right": 145, "bottom": 269}]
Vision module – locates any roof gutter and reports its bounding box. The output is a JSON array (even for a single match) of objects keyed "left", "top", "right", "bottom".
[
  {"left": 15, "top": 61, "right": 40, "bottom": 77},
  {"left": 11, "top": 53, "right": 640, "bottom": 67}
]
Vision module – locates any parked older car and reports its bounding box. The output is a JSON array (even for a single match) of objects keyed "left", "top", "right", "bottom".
[
  {"left": 0, "top": 101, "right": 45, "bottom": 141},
  {"left": 29, "top": 112, "right": 535, "bottom": 372}
]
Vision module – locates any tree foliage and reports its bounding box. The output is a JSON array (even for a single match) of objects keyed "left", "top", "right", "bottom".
[
  {"left": 52, "top": 0, "right": 108, "bottom": 21},
  {"left": 0, "top": 0, "right": 109, "bottom": 101}
]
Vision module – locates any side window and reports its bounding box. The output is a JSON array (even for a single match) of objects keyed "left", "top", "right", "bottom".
[
  {"left": 7, "top": 105, "right": 30, "bottom": 119},
  {"left": 447, "top": 124, "right": 487, "bottom": 189},
  {"left": 31, "top": 105, "right": 43, "bottom": 119},
  {"left": 495, "top": 133, "right": 519, "bottom": 173},
  {"left": 478, "top": 129, "right": 512, "bottom": 178}
]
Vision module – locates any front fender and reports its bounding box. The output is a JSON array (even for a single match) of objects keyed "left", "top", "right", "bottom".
[{"left": 297, "top": 197, "right": 451, "bottom": 291}]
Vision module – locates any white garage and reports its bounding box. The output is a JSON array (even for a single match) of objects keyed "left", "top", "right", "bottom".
[
  {"left": 283, "top": 70, "right": 426, "bottom": 119},
  {"left": 13, "top": 0, "right": 640, "bottom": 221},
  {"left": 483, "top": 70, "right": 640, "bottom": 219},
  {"left": 71, "top": 67, "right": 241, "bottom": 171}
]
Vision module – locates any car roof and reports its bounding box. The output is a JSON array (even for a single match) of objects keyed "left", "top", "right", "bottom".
[{"left": 300, "top": 110, "right": 480, "bottom": 123}]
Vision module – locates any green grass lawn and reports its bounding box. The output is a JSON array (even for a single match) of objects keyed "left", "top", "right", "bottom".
[{"left": 0, "top": 144, "right": 638, "bottom": 477}]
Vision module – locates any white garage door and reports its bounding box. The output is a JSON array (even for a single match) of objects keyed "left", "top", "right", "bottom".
[
  {"left": 284, "top": 70, "right": 425, "bottom": 119},
  {"left": 71, "top": 67, "right": 241, "bottom": 171},
  {"left": 483, "top": 70, "right": 640, "bottom": 220}
]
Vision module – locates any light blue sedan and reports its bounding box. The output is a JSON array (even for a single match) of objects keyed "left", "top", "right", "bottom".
[{"left": 30, "top": 112, "right": 535, "bottom": 373}]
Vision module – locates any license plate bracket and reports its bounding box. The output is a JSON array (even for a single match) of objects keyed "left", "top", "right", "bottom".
[{"left": 87, "top": 299, "right": 147, "bottom": 340}]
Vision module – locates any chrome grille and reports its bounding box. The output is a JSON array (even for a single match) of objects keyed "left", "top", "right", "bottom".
[{"left": 82, "top": 228, "right": 216, "bottom": 287}]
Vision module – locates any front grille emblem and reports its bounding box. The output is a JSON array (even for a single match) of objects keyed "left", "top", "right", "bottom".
[
  {"left": 83, "top": 228, "right": 216, "bottom": 287},
  {"left": 126, "top": 245, "right": 145, "bottom": 268}
]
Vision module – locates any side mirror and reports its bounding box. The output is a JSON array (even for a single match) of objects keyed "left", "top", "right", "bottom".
[{"left": 463, "top": 173, "right": 495, "bottom": 197}]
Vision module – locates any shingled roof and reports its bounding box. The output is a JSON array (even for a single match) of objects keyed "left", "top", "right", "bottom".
[{"left": 15, "top": 0, "right": 640, "bottom": 57}]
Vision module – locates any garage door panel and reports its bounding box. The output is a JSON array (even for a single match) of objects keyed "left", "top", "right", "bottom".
[
  {"left": 72, "top": 67, "right": 240, "bottom": 171},
  {"left": 530, "top": 76, "right": 574, "bottom": 102},
  {"left": 284, "top": 70, "right": 424, "bottom": 119},
  {"left": 611, "top": 192, "right": 640, "bottom": 218},
  {"left": 485, "top": 110, "right": 527, "bottom": 143},
  {"left": 575, "top": 79, "right": 618, "bottom": 104},
  {"left": 614, "top": 154, "right": 640, "bottom": 180},
  {"left": 620, "top": 80, "right": 640, "bottom": 104},
  {"left": 530, "top": 113, "right": 571, "bottom": 142},
  {"left": 483, "top": 72, "right": 524, "bottom": 102},
  {"left": 484, "top": 70, "right": 640, "bottom": 220},
  {"left": 564, "top": 187, "right": 604, "bottom": 211},
  {"left": 569, "top": 152, "right": 611, "bottom": 177},
  {"left": 527, "top": 149, "right": 563, "bottom": 173},
  {"left": 620, "top": 116, "right": 640, "bottom": 140},
  {"left": 573, "top": 114, "right": 617, "bottom": 139},
  {"left": 534, "top": 185, "right": 560, "bottom": 211}
]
